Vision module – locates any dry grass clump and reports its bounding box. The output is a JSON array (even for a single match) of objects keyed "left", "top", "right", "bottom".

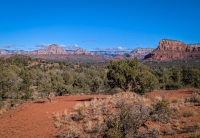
[
  {"left": 185, "top": 90, "right": 200, "bottom": 106},
  {"left": 54, "top": 91, "right": 200, "bottom": 138},
  {"left": 182, "top": 110, "right": 194, "bottom": 117},
  {"left": 54, "top": 92, "right": 149, "bottom": 137}
]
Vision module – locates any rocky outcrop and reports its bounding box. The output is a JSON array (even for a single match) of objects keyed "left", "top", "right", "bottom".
[
  {"left": 0, "top": 50, "right": 9, "bottom": 55},
  {"left": 113, "top": 53, "right": 135, "bottom": 60},
  {"left": 0, "top": 50, "right": 27, "bottom": 56},
  {"left": 66, "top": 48, "right": 93, "bottom": 55},
  {"left": 131, "top": 48, "right": 154, "bottom": 59},
  {"left": 29, "top": 44, "right": 67, "bottom": 55},
  {"left": 27, "top": 44, "right": 93, "bottom": 56},
  {"left": 145, "top": 39, "right": 200, "bottom": 61}
]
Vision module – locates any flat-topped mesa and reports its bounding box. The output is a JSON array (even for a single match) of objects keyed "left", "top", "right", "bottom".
[
  {"left": 158, "top": 39, "right": 187, "bottom": 51},
  {"left": 145, "top": 39, "right": 200, "bottom": 61}
]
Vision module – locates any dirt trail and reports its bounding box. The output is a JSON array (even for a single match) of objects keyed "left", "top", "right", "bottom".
[{"left": 0, "top": 95, "right": 107, "bottom": 138}]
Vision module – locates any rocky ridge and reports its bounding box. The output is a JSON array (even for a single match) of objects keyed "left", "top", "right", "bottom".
[
  {"left": 145, "top": 39, "right": 200, "bottom": 61},
  {"left": 28, "top": 44, "right": 93, "bottom": 55}
]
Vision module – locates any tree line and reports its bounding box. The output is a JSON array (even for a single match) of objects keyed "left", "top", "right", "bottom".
[{"left": 0, "top": 56, "right": 200, "bottom": 107}]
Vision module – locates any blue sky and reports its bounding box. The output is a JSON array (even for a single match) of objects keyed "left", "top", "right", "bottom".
[{"left": 0, "top": 0, "right": 200, "bottom": 51}]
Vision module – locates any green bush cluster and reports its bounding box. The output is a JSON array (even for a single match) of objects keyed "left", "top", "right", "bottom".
[
  {"left": 0, "top": 56, "right": 200, "bottom": 106},
  {"left": 0, "top": 56, "right": 107, "bottom": 106}
]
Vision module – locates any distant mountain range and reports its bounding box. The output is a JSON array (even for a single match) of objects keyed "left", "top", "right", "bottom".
[
  {"left": 0, "top": 44, "right": 154, "bottom": 61},
  {"left": 0, "top": 44, "right": 93, "bottom": 56},
  {"left": 1, "top": 39, "right": 199, "bottom": 62}
]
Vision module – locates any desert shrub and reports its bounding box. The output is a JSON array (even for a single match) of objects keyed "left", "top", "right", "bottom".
[
  {"left": 104, "top": 102, "right": 152, "bottom": 138},
  {"left": 54, "top": 92, "right": 154, "bottom": 138},
  {"left": 181, "top": 125, "right": 199, "bottom": 133},
  {"left": 189, "top": 91, "right": 200, "bottom": 106},
  {"left": 152, "top": 100, "right": 169, "bottom": 114},
  {"left": 182, "top": 110, "right": 194, "bottom": 117},
  {"left": 190, "top": 133, "right": 200, "bottom": 138},
  {"left": 151, "top": 100, "right": 171, "bottom": 123},
  {"left": 10, "top": 99, "right": 24, "bottom": 107},
  {"left": 0, "top": 99, "right": 4, "bottom": 108},
  {"left": 55, "top": 91, "right": 200, "bottom": 137},
  {"left": 59, "top": 92, "right": 176, "bottom": 137},
  {"left": 165, "top": 83, "right": 181, "bottom": 90}
]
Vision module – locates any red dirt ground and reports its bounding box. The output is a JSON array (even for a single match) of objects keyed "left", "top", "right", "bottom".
[
  {"left": 0, "top": 95, "right": 107, "bottom": 138},
  {"left": 0, "top": 88, "right": 199, "bottom": 138},
  {"left": 148, "top": 88, "right": 197, "bottom": 100}
]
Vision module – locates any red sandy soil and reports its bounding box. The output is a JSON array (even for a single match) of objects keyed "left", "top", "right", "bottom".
[
  {"left": 148, "top": 88, "right": 197, "bottom": 100},
  {"left": 0, "top": 88, "right": 199, "bottom": 138},
  {"left": 0, "top": 95, "right": 107, "bottom": 138},
  {"left": 148, "top": 88, "right": 200, "bottom": 138}
]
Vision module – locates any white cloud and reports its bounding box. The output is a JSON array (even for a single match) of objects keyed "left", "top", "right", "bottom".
[
  {"left": 35, "top": 43, "right": 82, "bottom": 51},
  {"left": 95, "top": 46, "right": 129, "bottom": 51},
  {"left": 64, "top": 44, "right": 81, "bottom": 50}
]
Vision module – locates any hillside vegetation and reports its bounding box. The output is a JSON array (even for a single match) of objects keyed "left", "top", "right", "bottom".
[
  {"left": 0, "top": 56, "right": 200, "bottom": 137},
  {"left": 0, "top": 56, "right": 200, "bottom": 109}
]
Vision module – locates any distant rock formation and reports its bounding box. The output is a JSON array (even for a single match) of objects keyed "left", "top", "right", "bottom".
[
  {"left": 131, "top": 48, "right": 154, "bottom": 59},
  {"left": 27, "top": 44, "right": 93, "bottom": 56},
  {"left": 0, "top": 50, "right": 9, "bottom": 55},
  {"left": 0, "top": 50, "right": 27, "bottom": 56},
  {"left": 91, "top": 51, "right": 130, "bottom": 58},
  {"left": 29, "top": 44, "right": 67, "bottom": 55},
  {"left": 113, "top": 53, "right": 135, "bottom": 60},
  {"left": 66, "top": 48, "right": 93, "bottom": 55},
  {"left": 145, "top": 39, "right": 200, "bottom": 61}
]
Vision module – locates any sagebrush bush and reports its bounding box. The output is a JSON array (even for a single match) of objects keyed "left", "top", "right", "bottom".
[
  {"left": 0, "top": 100, "right": 5, "bottom": 108},
  {"left": 182, "top": 110, "right": 194, "bottom": 117},
  {"left": 190, "top": 133, "right": 200, "bottom": 138},
  {"left": 188, "top": 91, "right": 200, "bottom": 106}
]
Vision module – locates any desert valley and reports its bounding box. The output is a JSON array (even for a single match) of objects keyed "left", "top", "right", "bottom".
[
  {"left": 0, "top": 39, "right": 200, "bottom": 137},
  {"left": 1, "top": 0, "right": 200, "bottom": 137}
]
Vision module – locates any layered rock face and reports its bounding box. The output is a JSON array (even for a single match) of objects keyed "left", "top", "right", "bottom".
[{"left": 145, "top": 39, "right": 200, "bottom": 61}]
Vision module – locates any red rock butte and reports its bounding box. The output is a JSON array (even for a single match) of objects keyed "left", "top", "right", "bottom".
[{"left": 145, "top": 39, "right": 200, "bottom": 61}]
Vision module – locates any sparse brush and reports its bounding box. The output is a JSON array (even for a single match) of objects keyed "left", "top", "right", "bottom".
[
  {"left": 55, "top": 92, "right": 165, "bottom": 138},
  {"left": 182, "top": 110, "right": 194, "bottom": 117},
  {"left": 54, "top": 121, "right": 62, "bottom": 129},
  {"left": 188, "top": 91, "right": 200, "bottom": 106},
  {"left": 84, "top": 120, "right": 94, "bottom": 133},
  {"left": 53, "top": 112, "right": 61, "bottom": 121},
  {"left": 190, "top": 133, "right": 200, "bottom": 138},
  {"left": 62, "top": 109, "right": 73, "bottom": 124},
  {"left": 171, "top": 98, "right": 178, "bottom": 103},
  {"left": 59, "top": 125, "right": 83, "bottom": 138}
]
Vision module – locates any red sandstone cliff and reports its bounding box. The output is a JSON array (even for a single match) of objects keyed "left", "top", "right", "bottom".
[{"left": 145, "top": 39, "right": 200, "bottom": 61}]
